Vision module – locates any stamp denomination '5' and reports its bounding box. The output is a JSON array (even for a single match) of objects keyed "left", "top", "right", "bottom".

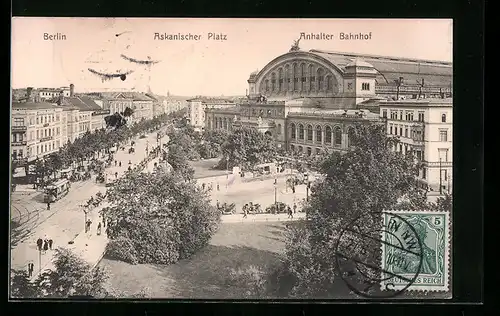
[{"left": 381, "top": 211, "right": 450, "bottom": 292}]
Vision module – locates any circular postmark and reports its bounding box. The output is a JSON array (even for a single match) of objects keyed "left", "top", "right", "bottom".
[{"left": 334, "top": 211, "right": 423, "bottom": 298}]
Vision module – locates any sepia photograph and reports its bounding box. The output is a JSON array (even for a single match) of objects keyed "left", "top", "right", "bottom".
[{"left": 10, "top": 18, "right": 453, "bottom": 300}]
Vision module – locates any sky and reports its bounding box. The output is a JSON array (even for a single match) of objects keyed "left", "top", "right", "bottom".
[{"left": 11, "top": 18, "right": 452, "bottom": 96}]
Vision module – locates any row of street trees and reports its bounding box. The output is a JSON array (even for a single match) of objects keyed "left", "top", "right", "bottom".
[
  {"left": 28, "top": 111, "right": 183, "bottom": 185},
  {"left": 229, "top": 123, "right": 453, "bottom": 298}
]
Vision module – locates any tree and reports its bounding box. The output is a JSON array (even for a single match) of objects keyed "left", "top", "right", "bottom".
[
  {"left": 45, "top": 153, "right": 64, "bottom": 177},
  {"left": 123, "top": 107, "right": 134, "bottom": 117},
  {"left": 103, "top": 170, "right": 220, "bottom": 264},
  {"left": 167, "top": 143, "right": 195, "bottom": 180},
  {"left": 219, "top": 127, "right": 278, "bottom": 170},
  {"left": 33, "top": 248, "right": 109, "bottom": 298},
  {"left": 10, "top": 270, "right": 40, "bottom": 298},
  {"left": 272, "top": 123, "right": 442, "bottom": 297},
  {"left": 10, "top": 248, "right": 108, "bottom": 298},
  {"left": 105, "top": 113, "right": 127, "bottom": 129}
]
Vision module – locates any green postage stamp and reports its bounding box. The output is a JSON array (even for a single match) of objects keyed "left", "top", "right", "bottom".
[{"left": 380, "top": 210, "right": 451, "bottom": 292}]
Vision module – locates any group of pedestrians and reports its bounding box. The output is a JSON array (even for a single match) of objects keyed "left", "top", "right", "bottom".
[
  {"left": 85, "top": 214, "right": 108, "bottom": 236},
  {"left": 36, "top": 236, "right": 53, "bottom": 253}
]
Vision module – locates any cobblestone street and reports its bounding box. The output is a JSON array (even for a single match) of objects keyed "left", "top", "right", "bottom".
[{"left": 10, "top": 132, "right": 164, "bottom": 278}]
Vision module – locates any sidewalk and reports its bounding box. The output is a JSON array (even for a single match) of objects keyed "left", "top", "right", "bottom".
[
  {"left": 27, "top": 134, "right": 164, "bottom": 279},
  {"left": 29, "top": 202, "right": 109, "bottom": 281},
  {"left": 221, "top": 212, "right": 306, "bottom": 223},
  {"left": 11, "top": 131, "right": 161, "bottom": 279}
]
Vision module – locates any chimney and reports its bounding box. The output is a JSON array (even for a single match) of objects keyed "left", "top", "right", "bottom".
[
  {"left": 26, "top": 87, "right": 33, "bottom": 102},
  {"left": 70, "top": 84, "right": 74, "bottom": 97}
]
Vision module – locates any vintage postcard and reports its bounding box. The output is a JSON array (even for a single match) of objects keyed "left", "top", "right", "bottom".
[{"left": 10, "top": 18, "right": 453, "bottom": 300}]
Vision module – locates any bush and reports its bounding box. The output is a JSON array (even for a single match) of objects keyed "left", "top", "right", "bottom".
[
  {"left": 105, "top": 237, "right": 139, "bottom": 265},
  {"left": 265, "top": 202, "right": 288, "bottom": 214},
  {"left": 226, "top": 265, "right": 269, "bottom": 298},
  {"left": 105, "top": 171, "right": 220, "bottom": 265},
  {"left": 124, "top": 219, "right": 180, "bottom": 264}
]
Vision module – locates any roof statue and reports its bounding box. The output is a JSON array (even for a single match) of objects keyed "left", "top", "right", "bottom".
[{"left": 289, "top": 38, "right": 301, "bottom": 52}]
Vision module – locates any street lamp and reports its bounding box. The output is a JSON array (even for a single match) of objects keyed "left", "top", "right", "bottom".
[
  {"left": 273, "top": 178, "right": 278, "bottom": 212},
  {"left": 306, "top": 181, "right": 311, "bottom": 201},
  {"left": 38, "top": 247, "right": 42, "bottom": 276}
]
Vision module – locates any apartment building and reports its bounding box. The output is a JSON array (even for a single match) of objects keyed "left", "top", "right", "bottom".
[
  {"left": 187, "top": 97, "right": 235, "bottom": 130},
  {"left": 380, "top": 98, "right": 453, "bottom": 193},
  {"left": 11, "top": 102, "right": 65, "bottom": 164}
]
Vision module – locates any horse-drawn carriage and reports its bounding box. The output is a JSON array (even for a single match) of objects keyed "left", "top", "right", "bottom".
[
  {"left": 128, "top": 147, "right": 135, "bottom": 154},
  {"left": 96, "top": 173, "right": 105, "bottom": 183}
]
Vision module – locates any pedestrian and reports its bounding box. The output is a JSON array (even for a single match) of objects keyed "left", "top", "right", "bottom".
[
  {"left": 102, "top": 215, "right": 106, "bottom": 227},
  {"left": 114, "top": 160, "right": 117, "bottom": 166},
  {"left": 217, "top": 183, "right": 220, "bottom": 191},
  {"left": 202, "top": 183, "right": 206, "bottom": 190},
  {"left": 47, "top": 202, "right": 51, "bottom": 210},
  {"left": 97, "top": 222, "right": 102, "bottom": 236},
  {"left": 119, "top": 161, "right": 122, "bottom": 167},
  {"left": 288, "top": 206, "right": 293, "bottom": 219},
  {"left": 216, "top": 200, "right": 220, "bottom": 210},
  {"left": 43, "top": 240, "right": 49, "bottom": 253},
  {"left": 27, "top": 262, "right": 34, "bottom": 277},
  {"left": 115, "top": 172, "right": 118, "bottom": 179},
  {"left": 36, "top": 238, "right": 43, "bottom": 251},
  {"left": 243, "top": 204, "right": 248, "bottom": 218},
  {"left": 48, "top": 238, "right": 53, "bottom": 250},
  {"left": 128, "top": 160, "right": 132, "bottom": 165},
  {"left": 293, "top": 203, "right": 297, "bottom": 214},
  {"left": 128, "top": 166, "right": 132, "bottom": 171},
  {"left": 249, "top": 202, "right": 254, "bottom": 214}
]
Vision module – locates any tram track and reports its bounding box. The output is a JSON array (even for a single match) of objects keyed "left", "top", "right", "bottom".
[{"left": 10, "top": 132, "right": 160, "bottom": 248}]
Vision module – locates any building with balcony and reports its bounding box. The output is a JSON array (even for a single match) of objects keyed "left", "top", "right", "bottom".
[
  {"left": 187, "top": 97, "right": 235, "bottom": 130},
  {"left": 11, "top": 102, "right": 65, "bottom": 164},
  {"left": 379, "top": 98, "right": 453, "bottom": 193}
]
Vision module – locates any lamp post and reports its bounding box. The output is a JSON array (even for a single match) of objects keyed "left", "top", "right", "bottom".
[
  {"left": 83, "top": 206, "right": 89, "bottom": 233},
  {"left": 306, "top": 181, "right": 310, "bottom": 202},
  {"left": 38, "top": 247, "right": 42, "bottom": 276},
  {"left": 274, "top": 178, "right": 278, "bottom": 212},
  {"left": 225, "top": 155, "right": 229, "bottom": 189}
]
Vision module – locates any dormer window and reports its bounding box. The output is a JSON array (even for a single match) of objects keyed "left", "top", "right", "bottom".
[{"left": 362, "top": 83, "right": 370, "bottom": 91}]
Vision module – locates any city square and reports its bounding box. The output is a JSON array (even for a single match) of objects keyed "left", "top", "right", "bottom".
[{"left": 10, "top": 18, "right": 454, "bottom": 300}]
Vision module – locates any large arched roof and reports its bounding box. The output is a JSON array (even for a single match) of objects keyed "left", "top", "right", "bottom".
[
  {"left": 309, "top": 49, "right": 452, "bottom": 86},
  {"left": 253, "top": 51, "right": 345, "bottom": 88},
  {"left": 252, "top": 49, "right": 452, "bottom": 87}
]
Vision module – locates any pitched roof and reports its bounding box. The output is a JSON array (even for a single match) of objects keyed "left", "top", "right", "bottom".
[
  {"left": 309, "top": 50, "right": 452, "bottom": 87},
  {"left": 187, "top": 97, "right": 234, "bottom": 104},
  {"left": 12, "top": 102, "right": 59, "bottom": 110}
]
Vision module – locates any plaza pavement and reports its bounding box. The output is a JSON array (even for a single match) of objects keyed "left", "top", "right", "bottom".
[
  {"left": 10, "top": 132, "right": 163, "bottom": 278},
  {"left": 220, "top": 212, "right": 306, "bottom": 223},
  {"left": 202, "top": 174, "right": 309, "bottom": 214}
]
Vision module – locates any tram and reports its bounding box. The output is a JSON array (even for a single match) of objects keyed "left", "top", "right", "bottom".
[{"left": 43, "top": 179, "right": 71, "bottom": 203}]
